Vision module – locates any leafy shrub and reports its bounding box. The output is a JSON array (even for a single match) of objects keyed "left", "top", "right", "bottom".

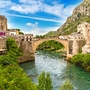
[
  {"left": 71, "top": 54, "right": 90, "bottom": 71},
  {"left": 59, "top": 80, "right": 73, "bottom": 90}
]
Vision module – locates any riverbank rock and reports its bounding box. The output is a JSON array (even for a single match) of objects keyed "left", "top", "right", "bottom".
[{"left": 18, "top": 52, "right": 35, "bottom": 63}]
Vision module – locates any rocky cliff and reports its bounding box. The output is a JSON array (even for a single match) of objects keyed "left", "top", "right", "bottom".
[{"left": 57, "top": 0, "right": 90, "bottom": 35}]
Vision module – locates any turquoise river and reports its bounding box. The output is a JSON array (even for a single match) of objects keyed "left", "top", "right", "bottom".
[{"left": 20, "top": 50, "right": 90, "bottom": 90}]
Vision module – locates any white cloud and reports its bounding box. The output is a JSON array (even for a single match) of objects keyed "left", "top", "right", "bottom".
[
  {"left": 0, "top": 0, "right": 81, "bottom": 36},
  {"left": 23, "top": 25, "right": 60, "bottom": 36},
  {"left": 0, "top": 0, "right": 78, "bottom": 23},
  {"left": 11, "top": 0, "right": 43, "bottom": 14},
  {"left": 0, "top": 0, "right": 15, "bottom": 9},
  {"left": 11, "top": 4, "right": 41, "bottom": 14},
  {"left": 4, "top": 13, "right": 61, "bottom": 23},
  {"left": 10, "top": 0, "right": 77, "bottom": 18},
  {"left": 26, "top": 22, "right": 39, "bottom": 29}
]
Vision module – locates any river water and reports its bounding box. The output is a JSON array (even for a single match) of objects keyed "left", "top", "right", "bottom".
[{"left": 20, "top": 50, "right": 90, "bottom": 90}]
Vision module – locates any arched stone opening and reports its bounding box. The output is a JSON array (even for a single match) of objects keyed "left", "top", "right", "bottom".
[{"left": 33, "top": 38, "right": 68, "bottom": 53}]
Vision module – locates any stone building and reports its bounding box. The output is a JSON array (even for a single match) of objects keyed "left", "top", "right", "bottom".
[
  {"left": 67, "top": 32, "right": 84, "bottom": 57},
  {"left": 69, "top": 22, "right": 90, "bottom": 54},
  {"left": 8, "top": 29, "right": 19, "bottom": 35},
  {"left": 77, "top": 22, "right": 90, "bottom": 54},
  {"left": 0, "top": 15, "right": 7, "bottom": 31},
  {"left": 22, "top": 34, "right": 34, "bottom": 41}
]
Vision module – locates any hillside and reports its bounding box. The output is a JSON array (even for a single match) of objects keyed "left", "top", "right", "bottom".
[{"left": 46, "top": 0, "right": 90, "bottom": 36}]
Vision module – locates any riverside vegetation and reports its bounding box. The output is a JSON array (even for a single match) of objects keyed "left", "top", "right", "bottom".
[
  {"left": 0, "top": 38, "right": 73, "bottom": 90},
  {"left": 71, "top": 53, "right": 90, "bottom": 72}
]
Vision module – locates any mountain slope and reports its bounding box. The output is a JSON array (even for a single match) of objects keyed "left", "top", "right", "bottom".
[
  {"left": 45, "top": 0, "right": 90, "bottom": 36},
  {"left": 57, "top": 0, "right": 90, "bottom": 35}
]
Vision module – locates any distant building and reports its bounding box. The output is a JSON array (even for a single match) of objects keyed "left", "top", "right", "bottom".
[
  {"left": 68, "top": 32, "right": 84, "bottom": 40},
  {"left": 59, "top": 35, "right": 69, "bottom": 40},
  {"left": 8, "top": 29, "right": 19, "bottom": 35},
  {"left": 22, "top": 34, "right": 34, "bottom": 41}
]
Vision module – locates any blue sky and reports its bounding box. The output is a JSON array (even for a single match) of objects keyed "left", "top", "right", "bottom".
[{"left": 0, "top": 0, "right": 83, "bottom": 36}]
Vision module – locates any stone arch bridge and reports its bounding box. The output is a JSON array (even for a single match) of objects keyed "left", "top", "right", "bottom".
[
  {"left": 17, "top": 37, "right": 69, "bottom": 63},
  {"left": 0, "top": 35, "right": 84, "bottom": 63},
  {"left": 33, "top": 37, "right": 68, "bottom": 52}
]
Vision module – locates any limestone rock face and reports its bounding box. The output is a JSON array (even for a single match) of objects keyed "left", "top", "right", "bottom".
[
  {"left": 57, "top": 0, "right": 90, "bottom": 34},
  {"left": 0, "top": 15, "right": 7, "bottom": 31},
  {"left": 18, "top": 41, "right": 35, "bottom": 63}
]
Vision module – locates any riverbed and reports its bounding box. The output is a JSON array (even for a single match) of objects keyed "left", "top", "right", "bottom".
[{"left": 20, "top": 50, "right": 90, "bottom": 90}]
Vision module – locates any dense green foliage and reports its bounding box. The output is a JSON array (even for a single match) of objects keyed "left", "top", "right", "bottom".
[
  {"left": 71, "top": 53, "right": 90, "bottom": 71},
  {"left": 0, "top": 38, "right": 37, "bottom": 90},
  {"left": 59, "top": 16, "right": 90, "bottom": 35},
  {"left": 45, "top": 16, "right": 90, "bottom": 36},
  {"left": 59, "top": 80, "right": 73, "bottom": 90},
  {"left": 0, "top": 38, "right": 23, "bottom": 66},
  {"left": 35, "top": 35, "right": 45, "bottom": 38},
  {"left": 44, "top": 31, "right": 60, "bottom": 37},
  {"left": 0, "top": 65, "right": 37, "bottom": 90},
  {"left": 37, "top": 71, "right": 53, "bottom": 90},
  {"left": 37, "top": 40, "right": 64, "bottom": 51}
]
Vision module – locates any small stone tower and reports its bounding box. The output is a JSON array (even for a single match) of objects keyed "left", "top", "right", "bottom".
[
  {"left": 79, "top": 22, "right": 90, "bottom": 53},
  {"left": 0, "top": 15, "right": 7, "bottom": 31},
  {"left": 68, "top": 32, "right": 84, "bottom": 56}
]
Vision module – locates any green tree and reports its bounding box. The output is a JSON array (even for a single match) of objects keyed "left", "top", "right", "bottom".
[
  {"left": 0, "top": 38, "right": 37, "bottom": 90},
  {"left": 37, "top": 71, "right": 53, "bottom": 90},
  {"left": 71, "top": 53, "right": 90, "bottom": 71},
  {"left": 45, "top": 72, "right": 53, "bottom": 90},
  {"left": 6, "top": 38, "right": 23, "bottom": 56},
  {"left": 59, "top": 80, "right": 73, "bottom": 90},
  {"left": 37, "top": 71, "right": 45, "bottom": 90},
  {"left": 6, "top": 38, "right": 16, "bottom": 51},
  {"left": 0, "top": 64, "right": 37, "bottom": 90}
]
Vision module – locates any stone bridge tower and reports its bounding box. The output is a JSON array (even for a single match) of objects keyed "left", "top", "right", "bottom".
[
  {"left": 67, "top": 32, "right": 85, "bottom": 57},
  {"left": 0, "top": 15, "right": 7, "bottom": 31},
  {"left": 18, "top": 34, "right": 35, "bottom": 63}
]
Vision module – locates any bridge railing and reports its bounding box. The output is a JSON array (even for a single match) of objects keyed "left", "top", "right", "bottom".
[{"left": 33, "top": 36, "right": 69, "bottom": 41}]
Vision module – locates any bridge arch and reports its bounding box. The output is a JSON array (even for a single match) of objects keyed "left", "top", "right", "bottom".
[{"left": 33, "top": 38, "right": 68, "bottom": 52}]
